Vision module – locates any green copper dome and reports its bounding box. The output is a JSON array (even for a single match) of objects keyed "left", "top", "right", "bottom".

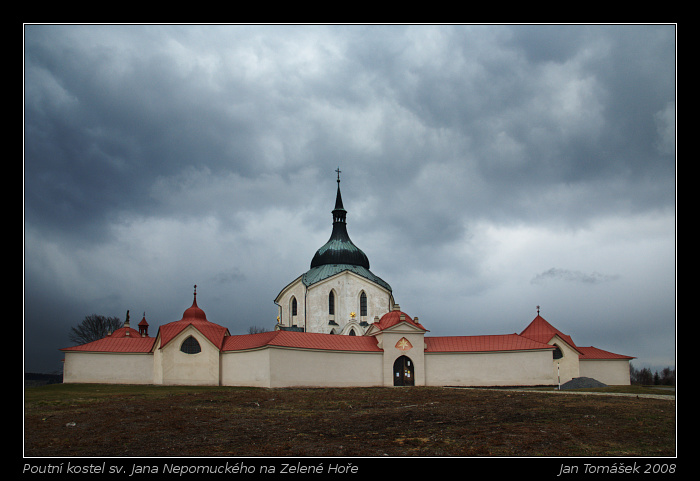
[
  {"left": 302, "top": 264, "right": 392, "bottom": 292},
  {"left": 310, "top": 176, "right": 370, "bottom": 270},
  {"left": 302, "top": 170, "right": 391, "bottom": 292}
]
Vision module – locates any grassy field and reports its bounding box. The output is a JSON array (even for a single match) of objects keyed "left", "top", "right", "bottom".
[{"left": 24, "top": 383, "right": 675, "bottom": 457}]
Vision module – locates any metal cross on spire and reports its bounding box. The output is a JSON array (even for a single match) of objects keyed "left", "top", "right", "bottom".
[{"left": 336, "top": 167, "right": 341, "bottom": 184}]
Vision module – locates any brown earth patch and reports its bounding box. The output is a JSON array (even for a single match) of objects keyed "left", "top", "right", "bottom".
[{"left": 24, "top": 385, "right": 675, "bottom": 457}]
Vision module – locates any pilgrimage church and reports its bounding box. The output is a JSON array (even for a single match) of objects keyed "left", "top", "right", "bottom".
[{"left": 61, "top": 173, "right": 634, "bottom": 388}]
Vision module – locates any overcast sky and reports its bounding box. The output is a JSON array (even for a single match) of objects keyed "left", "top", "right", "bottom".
[{"left": 24, "top": 24, "right": 676, "bottom": 375}]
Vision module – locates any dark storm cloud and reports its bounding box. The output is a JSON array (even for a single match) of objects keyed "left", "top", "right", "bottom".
[
  {"left": 24, "top": 25, "right": 285, "bottom": 239},
  {"left": 24, "top": 24, "right": 675, "bottom": 373},
  {"left": 25, "top": 25, "right": 675, "bottom": 232},
  {"left": 531, "top": 267, "right": 620, "bottom": 285}
]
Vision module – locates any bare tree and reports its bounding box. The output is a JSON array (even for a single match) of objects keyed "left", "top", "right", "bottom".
[
  {"left": 69, "top": 314, "right": 123, "bottom": 345},
  {"left": 248, "top": 326, "right": 269, "bottom": 334}
]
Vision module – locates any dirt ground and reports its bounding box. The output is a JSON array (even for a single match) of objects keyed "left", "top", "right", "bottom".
[{"left": 24, "top": 386, "right": 675, "bottom": 457}]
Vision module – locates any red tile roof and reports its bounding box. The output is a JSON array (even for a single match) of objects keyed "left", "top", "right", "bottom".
[
  {"left": 223, "top": 331, "right": 279, "bottom": 350},
  {"left": 425, "top": 333, "right": 554, "bottom": 353},
  {"left": 60, "top": 323, "right": 156, "bottom": 353},
  {"left": 61, "top": 329, "right": 632, "bottom": 359},
  {"left": 373, "top": 309, "right": 427, "bottom": 331},
  {"left": 155, "top": 293, "right": 230, "bottom": 350},
  {"left": 157, "top": 318, "right": 230, "bottom": 350},
  {"left": 577, "top": 345, "right": 635, "bottom": 360},
  {"left": 520, "top": 315, "right": 578, "bottom": 350},
  {"left": 109, "top": 326, "right": 142, "bottom": 338},
  {"left": 60, "top": 335, "right": 156, "bottom": 353},
  {"left": 223, "top": 330, "right": 381, "bottom": 352},
  {"left": 519, "top": 315, "right": 634, "bottom": 359}
]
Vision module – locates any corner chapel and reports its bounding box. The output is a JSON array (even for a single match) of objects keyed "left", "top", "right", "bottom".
[{"left": 61, "top": 171, "right": 634, "bottom": 388}]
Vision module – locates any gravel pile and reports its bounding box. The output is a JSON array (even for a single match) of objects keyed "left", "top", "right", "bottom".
[{"left": 560, "top": 377, "right": 607, "bottom": 390}]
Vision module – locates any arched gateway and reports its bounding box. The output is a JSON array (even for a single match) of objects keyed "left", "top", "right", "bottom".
[{"left": 393, "top": 355, "right": 414, "bottom": 386}]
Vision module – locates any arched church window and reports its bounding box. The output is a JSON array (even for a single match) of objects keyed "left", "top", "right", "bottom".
[
  {"left": 552, "top": 345, "right": 563, "bottom": 360},
  {"left": 360, "top": 291, "right": 367, "bottom": 317},
  {"left": 349, "top": 329, "right": 356, "bottom": 336},
  {"left": 329, "top": 291, "right": 335, "bottom": 315},
  {"left": 180, "top": 336, "right": 201, "bottom": 354},
  {"left": 291, "top": 297, "right": 297, "bottom": 317}
]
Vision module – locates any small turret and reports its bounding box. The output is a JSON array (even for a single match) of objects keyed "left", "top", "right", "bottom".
[{"left": 138, "top": 313, "right": 149, "bottom": 337}]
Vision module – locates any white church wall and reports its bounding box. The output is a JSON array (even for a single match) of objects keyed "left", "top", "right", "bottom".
[
  {"left": 159, "top": 326, "right": 220, "bottom": 386},
  {"left": 275, "top": 277, "right": 306, "bottom": 330},
  {"left": 424, "top": 350, "right": 556, "bottom": 387},
  {"left": 550, "top": 339, "right": 581, "bottom": 384},
  {"left": 63, "top": 352, "right": 153, "bottom": 385},
  {"left": 306, "top": 271, "right": 392, "bottom": 334},
  {"left": 579, "top": 359, "right": 631, "bottom": 385}
]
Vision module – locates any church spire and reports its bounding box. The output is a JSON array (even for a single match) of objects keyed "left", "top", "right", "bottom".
[
  {"left": 309, "top": 169, "right": 370, "bottom": 270},
  {"left": 333, "top": 167, "right": 346, "bottom": 224}
]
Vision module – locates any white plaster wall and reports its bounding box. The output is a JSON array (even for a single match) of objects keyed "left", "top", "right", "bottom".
[
  {"left": 153, "top": 339, "right": 163, "bottom": 384},
  {"left": 306, "top": 272, "right": 392, "bottom": 334},
  {"left": 267, "top": 348, "right": 384, "bottom": 387},
  {"left": 220, "top": 349, "right": 272, "bottom": 387},
  {"left": 159, "top": 326, "right": 220, "bottom": 386},
  {"left": 424, "top": 350, "right": 556, "bottom": 387},
  {"left": 63, "top": 352, "right": 153, "bottom": 384},
  {"left": 551, "top": 340, "right": 581, "bottom": 384},
  {"left": 222, "top": 347, "right": 384, "bottom": 388},
  {"left": 276, "top": 277, "right": 307, "bottom": 330},
  {"left": 579, "top": 359, "right": 631, "bottom": 385}
]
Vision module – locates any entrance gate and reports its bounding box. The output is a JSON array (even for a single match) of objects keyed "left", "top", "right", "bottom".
[{"left": 393, "top": 355, "right": 414, "bottom": 386}]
